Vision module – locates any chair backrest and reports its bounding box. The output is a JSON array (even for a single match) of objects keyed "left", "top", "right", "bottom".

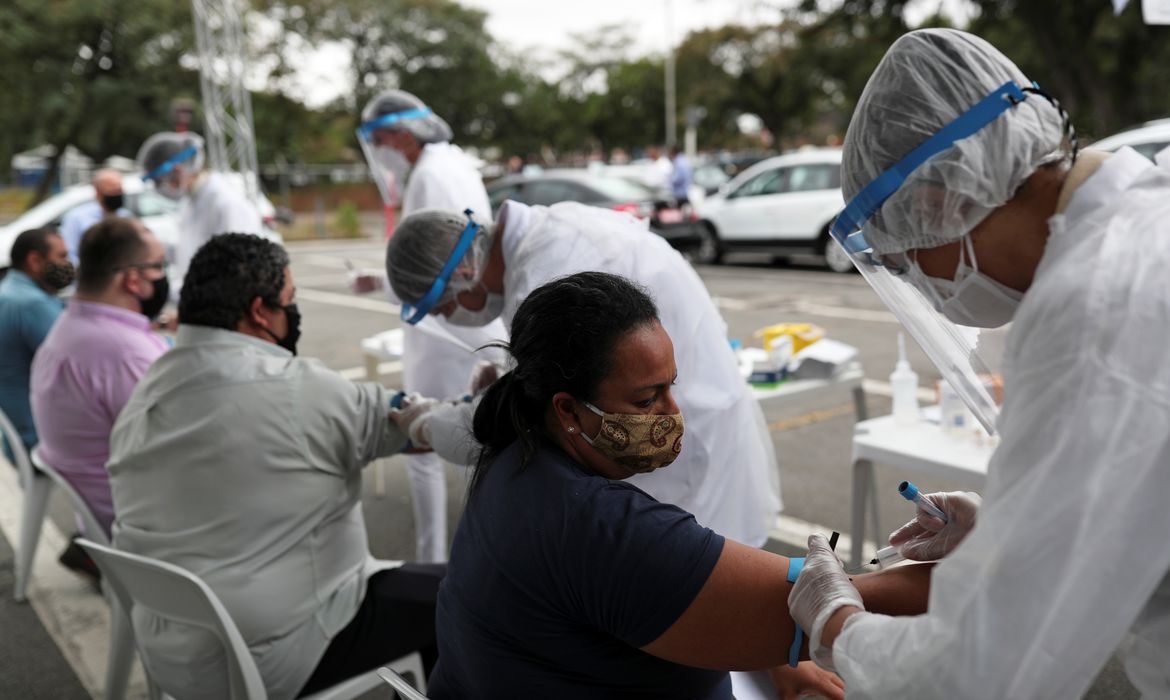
[
  {"left": 30, "top": 448, "right": 109, "bottom": 546},
  {"left": 377, "top": 668, "right": 430, "bottom": 700},
  {"left": 76, "top": 539, "right": 267, "bottom": 700},
  {"left": 0, "top": 405, "right": 33, "bottom": 491}
]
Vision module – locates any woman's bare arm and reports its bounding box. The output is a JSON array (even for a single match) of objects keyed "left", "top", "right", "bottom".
[{"left": 641, "top": 539, "right": 932, "bottom": 670}]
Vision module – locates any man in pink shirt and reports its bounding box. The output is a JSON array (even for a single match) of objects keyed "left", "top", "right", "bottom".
[{"left": 31, "top": 217, "right": 170, "bottom": 545}]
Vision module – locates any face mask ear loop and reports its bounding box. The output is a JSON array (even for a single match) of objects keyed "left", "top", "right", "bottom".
[
  {"left": 905, "top": 253, "right": 949, "bottom": 311},
  {"left": 576, "top": 400, "right": 605, "bottom": 445},
  {"left": 960, "top": 233, "right": 978, "bottom": 278}
]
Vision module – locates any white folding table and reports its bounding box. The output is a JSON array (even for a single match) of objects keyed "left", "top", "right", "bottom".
[
  {"left": 849, "top": 414, "right": 994, "bottom": 568},
  {"left": 750, "top": 362, "right": 868, "bottom": 423}
]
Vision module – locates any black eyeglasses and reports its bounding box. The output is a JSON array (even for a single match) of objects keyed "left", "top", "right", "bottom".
[{"left": 119, "top": 260, "right": 169, "bottom": 273}]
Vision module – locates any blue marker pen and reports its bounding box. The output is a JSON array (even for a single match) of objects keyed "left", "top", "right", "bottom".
[{"left": 871, "top": 480, "right": 949, "bottom": 568}]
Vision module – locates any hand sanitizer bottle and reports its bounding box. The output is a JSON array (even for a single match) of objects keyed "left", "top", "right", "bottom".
[{"left": 891, "top": 332, "right": 920, "bottom": 425}]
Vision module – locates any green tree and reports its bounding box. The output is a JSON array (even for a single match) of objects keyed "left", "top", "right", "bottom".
[
  {"left": 0, "top": 0, "right": 198, "bottom": 203},
  {"left": 675, "top": 23, "right": 825, "bottom": 148},
  {"left": 966, "top": 0, "right": 1170, "bottom": 139},
  {"left": 259, "top": 0, "right": 511, "bottom": 152}
]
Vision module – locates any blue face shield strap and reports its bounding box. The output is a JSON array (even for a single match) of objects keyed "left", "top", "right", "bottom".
[
  {"left": 400, "top": 209, "right": 482, "bottom": 325},
  {"left": 357, "top": 108, "right": 434, "bottom": 139},
  {"left": 142, "top": 145, "right": 198, "bottom": 183},
  {"left": 830, "top": 81, "right": 1029, "bottom": 254}
]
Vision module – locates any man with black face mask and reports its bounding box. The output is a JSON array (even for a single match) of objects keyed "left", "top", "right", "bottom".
[
  {"left": 0, "top": 227, "right": 69, "bottom": 457},
  {"left": 105, "top": 233, "right": 442, "bottom": 700},
  {"left": 60, "top": 169, "right": 132, "bottom": 264},
  {"left": 31, "top": 217, "right": 171, "bottom": 575}
]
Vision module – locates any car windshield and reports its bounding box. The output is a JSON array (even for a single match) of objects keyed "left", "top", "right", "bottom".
[{"left": 588, "top": 176, "right": 655, "bottom": 201}]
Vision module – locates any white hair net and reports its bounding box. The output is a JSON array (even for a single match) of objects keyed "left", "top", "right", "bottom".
[
  {"left": 361, "top": 90, "right": 453, "bottom": 145},
  {"left": 135, "top": 131, "right": 206, "bottom": 180},
  {"left": 841, "top": 28, "right": 1068, "bottom": 256},
  {"left": 386, "top": 209, "right": 494, "bottom": 306}
]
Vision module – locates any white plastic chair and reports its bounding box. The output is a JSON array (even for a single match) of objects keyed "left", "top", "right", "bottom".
[
  {"left": 77, "top": 539, "right": 427, "bottom": 700},
  {"left": 377, "top": 667, "right": 430, "bottom": 700},
  {"left": 29, "top": 448, "right": 138, "bottom": 700},
  {"left": 1, "top": 405, "right": 46, "bottom": 604}
]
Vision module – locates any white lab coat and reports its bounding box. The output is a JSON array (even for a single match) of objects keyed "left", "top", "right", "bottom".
[
  {"left": 395, "top": 141, "right": 506, "bottom": 563},
  {"left": 432, "top": 200, "right": 782, "bottom": 546},
  {"left": 398, "top": 142, "right": 507, "bottom": 401},
  {"left": 833, "top": 147, "right": 1170, "bottom": 698},
  {"left": 175, "top": 172, "right": 263, "bottom": 297}
]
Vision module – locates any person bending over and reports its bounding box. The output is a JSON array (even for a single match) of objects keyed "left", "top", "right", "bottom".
[{"left": 427, "top": 271, "right": 932, "bottom": 700}]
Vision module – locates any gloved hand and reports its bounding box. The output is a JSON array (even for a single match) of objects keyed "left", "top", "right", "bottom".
[
  {"left": 768, "top": 661, "right": 845, "bottom": 700},
  {"left": 390, "top": 393, "right": 441, "bottom": 449},
  {"left": 788, "top": 533, "right": 864, "bottom": 673},
  {"left": 888, "top": 490, "right": 981, "bottom": 561},
  {"left": 468, "top": 360, "right": 501, "bottom": 395},
  {"left": 346, "top": 268, "right": 385, "bottom": 295}
]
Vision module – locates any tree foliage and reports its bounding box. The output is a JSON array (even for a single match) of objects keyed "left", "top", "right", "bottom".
[
  {"left": 0, "top": 0, "right": 198, "bottom": 202},
  {"left": 4, "top": 0, "right": 1169, "bottom": 204}
]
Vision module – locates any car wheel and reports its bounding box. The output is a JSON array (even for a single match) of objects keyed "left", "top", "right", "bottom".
[
  {"left": 690, "top": 222, "right": 723, "bottom": 265},
  {"left": 820, "top": 228, "right": 855, "bottom": 274}
]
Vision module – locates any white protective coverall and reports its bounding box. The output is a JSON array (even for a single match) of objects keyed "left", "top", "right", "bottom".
[
  {"left": 833, "top": 148, "right": 1170, "bottom": 698},
  {"left": 430, "top": 199, "right": 782, "bottom": 546},
  {"left": 175, "top": 172, "right": 264, "bottom": 297},
  {"left": 398, "top": 141, "right": 507, "bottom": 563}
]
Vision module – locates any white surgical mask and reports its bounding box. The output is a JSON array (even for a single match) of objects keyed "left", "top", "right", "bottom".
[
  {"left": 375, "top": 146, "right": 412, "bottom": 185},
  {"left": 908, "top": 235, "right": 1023, "bottom": 328},
  {"left": 446, "top": 289, "right": 504, "bottom": 327},
  {"left": 156, "top": 181, "right": 185, "bottom": 201}
]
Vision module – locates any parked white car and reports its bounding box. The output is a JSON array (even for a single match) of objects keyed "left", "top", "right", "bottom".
[
  {"left": 1090, "top": 118, "right": 1170, "bottom": 161},
  {"left": 694, "top": 148, "right": 852, "bottom": 272},
  {"left": 0, "top": 175, "right": 282, "bottom": 272}
]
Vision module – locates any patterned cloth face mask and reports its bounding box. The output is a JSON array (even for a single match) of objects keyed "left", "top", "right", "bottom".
[{"left": 579, "top": 400, "right": 684, "bottom": 473}]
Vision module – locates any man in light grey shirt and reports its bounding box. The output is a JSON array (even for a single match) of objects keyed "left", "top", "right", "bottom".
[{"left": 108, "top": 233, "right": 443, "bottom": 699}]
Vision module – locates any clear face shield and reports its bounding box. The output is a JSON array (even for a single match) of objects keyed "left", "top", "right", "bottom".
[
  {"left": 399, "top": 209, "right": 488, "bottom": 325},
  {"left": 831, "top": 81, "right": 1065, "bottom": 435},
  {"left": 356, "top": 107, "right": 434, "bottom": 207},
  {"left": 142, "top": 144, "right": 199, "bottom": 201}
]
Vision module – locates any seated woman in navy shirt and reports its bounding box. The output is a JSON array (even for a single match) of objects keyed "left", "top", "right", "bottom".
[{"left": 427, "top": 271, "right": 931, "bottom": 699}]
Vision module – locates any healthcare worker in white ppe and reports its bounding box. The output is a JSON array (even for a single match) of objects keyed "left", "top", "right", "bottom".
[
  {"left": 788, "top": 28, "right": 1170, "bottom": 698},
  {"left": 381, "top": 201, "right": 782, "bottom": 547},
  {"left": 136, "top": 132, "right": 264, "bottom": 298},
  {"left": 354, "top": 90, "right": 508, "bottom": 563}
]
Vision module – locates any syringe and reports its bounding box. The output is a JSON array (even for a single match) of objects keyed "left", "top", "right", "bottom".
[{"left": 870, "top": 480, "right": 949, "bottom": 568}]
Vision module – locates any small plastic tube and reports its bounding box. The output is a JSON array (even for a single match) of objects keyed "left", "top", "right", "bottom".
[
  {"left": 898, "top": 480, "right": 948, "bottom": 523},
  {"left": 870, "top": 545, "right": 906, "bottom": 569}
]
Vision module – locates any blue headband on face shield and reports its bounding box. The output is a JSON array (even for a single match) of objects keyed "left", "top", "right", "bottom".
[
  {"left": 357, "top": 107, "right": 434, "bottom": 139},
  {"left": 830, "top": 81, "right": 1031, "bottom": 257},
  {"left": 400, "top": 209, "right": 482, "bottom": 325},
  {"left": 142, "top": 145, "right": 198, "bottom": 183}
]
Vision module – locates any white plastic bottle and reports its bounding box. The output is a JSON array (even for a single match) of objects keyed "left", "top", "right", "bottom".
[{"left": 890, "top": 332, "right": 920, "bottom": 425}]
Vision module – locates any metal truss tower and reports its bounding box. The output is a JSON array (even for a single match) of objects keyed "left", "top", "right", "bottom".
[{"left": 191, "top": 0, "right": 260, "bottom": 204}]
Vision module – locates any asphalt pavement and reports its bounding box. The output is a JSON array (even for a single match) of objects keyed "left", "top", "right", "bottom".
[{"left": 0, "top": 237, "right": 1137, "bottom": 698}]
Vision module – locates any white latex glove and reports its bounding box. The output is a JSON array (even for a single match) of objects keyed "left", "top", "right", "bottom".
[
  {"left": 768, "top": 661, "right": 845, "bottom": 700},
  {"left": 390, "top": 393, "right": 441, "bottom": 449},
  {"left": 788, "top": 534, "right": 864, "bottom": 673},
  {"left": 346, "top": 268, "right": 385, "bottom": 295},
  {"left": 887, "top": 490, "right": 981, "bottom": 561},
  {"left": 468, "top": 360, "right": 501, "bottom": 395}
]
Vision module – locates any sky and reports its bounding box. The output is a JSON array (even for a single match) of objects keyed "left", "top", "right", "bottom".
[{"left": 286, "top": 0, "right": 973, "bottom": 108}]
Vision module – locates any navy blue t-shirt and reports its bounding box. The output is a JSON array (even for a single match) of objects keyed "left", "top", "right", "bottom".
[{"left": 429, "top": 441, "right": 730, "bottom": 700}]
